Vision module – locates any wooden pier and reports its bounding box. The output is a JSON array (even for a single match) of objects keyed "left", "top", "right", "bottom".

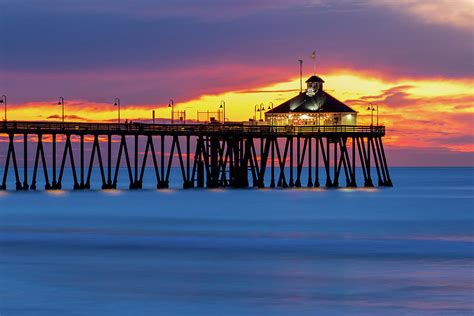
[{"left": 0, "top": 121, "right": 393, "bottom": 190}]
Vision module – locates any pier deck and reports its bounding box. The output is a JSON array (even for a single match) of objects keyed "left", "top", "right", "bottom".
[{"left": 0, "top": 121, "right": 392, "bottom": 190}]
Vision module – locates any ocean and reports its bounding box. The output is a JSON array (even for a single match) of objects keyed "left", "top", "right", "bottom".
[{"left": 0, "top": 167, "right": 473, "bottom": 315}]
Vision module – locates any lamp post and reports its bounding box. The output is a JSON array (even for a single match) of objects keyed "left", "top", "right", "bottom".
[
  {"left": 219, "top": 100, "right": 226, "bottom": 124},
  {"left": 168, "top": 99, "right": 174, "bottom": 124},
  {"left": 152, "top": 110, "right": 155, "bottom": 124},
  {"left": 267, "top": 102, "right": 273, "bottom": 126},
  {"left": 256, "top": 103, "right": 265, "bottom": 122},
  {"left": 0, "top": 95, "right": 6, "bottom": 121},
  {"left": 376, "top": 103, "right": 379, "bottom": 126},
  {"left": 114, "top": 98, "right": 121, "bottom": 124},
  {"left": 318, "top": 104, "right": 322, "bottom": 129},
  {"left": 58, "top": 97, "right": 65, "bottom": 122},
  {"left": 367, "top": 103, "right": 378, "bottom": 126}
]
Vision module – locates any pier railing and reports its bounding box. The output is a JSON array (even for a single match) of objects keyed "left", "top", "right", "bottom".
[{"left": 1, "top": 121, "right": 384, "bottom": 136}]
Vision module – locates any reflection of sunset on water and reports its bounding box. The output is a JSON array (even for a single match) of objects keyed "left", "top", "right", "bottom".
[
  {"left": 101, "top": 189, "right": 124, "bottom": 196},
  {"left": 45, "top": 190, "right": 69, "bottom": 197}
]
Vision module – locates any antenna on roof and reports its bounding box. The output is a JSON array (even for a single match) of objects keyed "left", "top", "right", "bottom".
[{"left": 298, "top": 59, "right": 303, "bottom": 94}]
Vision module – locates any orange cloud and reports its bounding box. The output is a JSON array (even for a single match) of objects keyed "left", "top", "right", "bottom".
[{"left": 4, "top": 70, "right": 474, "bottom": 155}]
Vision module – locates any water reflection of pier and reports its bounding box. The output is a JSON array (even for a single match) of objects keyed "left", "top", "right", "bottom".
[{"left": 0, "top": 122, "right": 392, "bottom": 190}]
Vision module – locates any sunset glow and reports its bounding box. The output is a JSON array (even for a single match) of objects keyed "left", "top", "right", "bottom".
[
  {"left": 1, "top": 0, "right": 473, "bottom": 165},
  {"left": 6, "top": 72, "right": 473, "bottom": 155}
]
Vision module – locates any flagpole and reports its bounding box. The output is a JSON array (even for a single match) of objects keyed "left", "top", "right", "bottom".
[
  {"left": 310, "top": 50, "right": 316, "bottom": 75},
  {"left": 313, "top": 54, "right": 316, "bottom": 75},
  {"left": 298, "top": 59, "right": 303, "bottom": 93}
]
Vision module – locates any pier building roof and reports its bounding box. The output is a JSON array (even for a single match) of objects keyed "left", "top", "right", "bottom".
[
  {"left": 305, "top": 75, "right": 325, "bottom": 83},
  {"left": 267, "top": 76, "right": 356, "bottom": 114}
]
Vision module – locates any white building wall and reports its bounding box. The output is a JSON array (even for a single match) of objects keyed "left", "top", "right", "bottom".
[{"left": 266, "top": 112, "right": 357, "bottom": 126}]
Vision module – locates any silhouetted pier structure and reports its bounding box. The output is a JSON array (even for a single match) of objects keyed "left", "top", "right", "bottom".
[{"left": 0, "top": 121, "right": 392, "bottom": 190}]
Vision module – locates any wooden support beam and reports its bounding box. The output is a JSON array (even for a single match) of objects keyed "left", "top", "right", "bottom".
[
  {"left": 246, "top": 138, "right": 257, "bottom": 186},
  {"left": 41, "top": 134, "right": 51, "bottom": 190},
  {"left": 0, "top": 134, "right": 12, "bottom": 189},
  {"left": 377, "top": 137, "right": 393, "bottom": 186},
  {"left": 0, "top": 134, "right": 21, "bottom": 190},
  {"left": 240, "top": 138, "right": 249, "bottom": 187},
  {"left": 373, "top": 137, "right": 388, "bottom": 186},
  {"left": 270, "top": 138, "right": 275, "bottom": 188},
  {"left": 138, "top": 135, "right": 151, "bottom": 188},
  {"left": 295, "top": 136, "right": 301, "bottom": 187},
  {"left": 358, "top": 137, "right": 373, "bottom": 187},
  {"left": 319, "top": 137, "right": 332, "bottom": 187},
  {"left": 160, "top": 135, "right": 165, "bottom": 187},
  {"left": 230, "top": 138, "right": 239, "bottom": 187},
  {"left": 148, "top": 135, "right": 161, "bottom": 186},
  {"left": 23, "top": 133, "right": 29, "bottom": 190},
  {"left": 356, "top": 137, "right": 368, "bottom": 185},
  {"left": 366, "top": 137, "right": 372, "bottom": 183},
  {"left": 217, "top": 139, "right": 228, "bottom": 186},
  {"left": 240, "top": 138, "right": 251, "bottom": 187},
  {"left": 351, "top": 137, "right": 357, "bottom": 187},
  {"left": 87, "top": 134, "right": 106, "bottom": 189},
  {"left": 192, "top": 135, "right": 211, "bottom": 188},
  {"left": 52, "top": 134, "right": 57, "bottom": 188},
  {"left": 227, "top": 138, "right": 234, "bottom": 186},
  {"left": 249, "top": 138, "right": 260, "bottom": 186},
  {"left": 207, "top": 137, "right": 220, "bottom": 188},
  {"left": 315, "top": 136, "right": 320, "bottom": 187},
  {"left": 200, "top": 137, "right": 212, "bottom": 187},
  {"left": 165, "top": 135, "right": 177, "bottom": 186},
  {"left": 80, "top": 134, "right": 85, "bottom": 188},
  {"left": 58, "top": 134, "right": 79, "bottom": 189},
  {"left": 30, "top": 134, "right": 51, "bottom": 190},
  {"left": 111, "top": 135, "right": 123, "bottom": 189},
  {"left": 10, "top": 134, "right": 21, "bottom": 190},
  {"left": 221, "top": 138, "right": 232, "bottom": 186},
  {"left": 289, "top": 137, "right": 294, "bottom": 187},
  {"left": 295, "top": 137, "right": 308, "bottom": 188},
  {"left": 338, "top": 137, "right": 355, "bottom": 187},
  {"left": 307, "top": 137, "right": 313, "bottom": 187},
  {"left": 275, "top": 137, "right": 290, "bottom": 187},
  {"left": 107, "top": 135, "right": 112, "bottom": 187},
  {"left": 191, "top": 136, "right": 202, "bottom": 187},
  {"left": 112, "top": 135, "right": 133, "bottom": 189},
  {"left": 333, "top": 138, "right": 339, "bottom": 187},
  {"left": 184, "top": 135, "right": 193, "bottom": 188},
  {"left": 174, "top": 136, "right": 187, "bottom": 187},
  {"left": 369, "top": 137, "right": 384, "bottom": 187},
  {"left": 134, "top": 134, "right": 139, "bottom": 188}
]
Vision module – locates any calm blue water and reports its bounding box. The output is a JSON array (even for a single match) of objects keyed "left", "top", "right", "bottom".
[{"left": 0, "top": 168, "right": 473, "bottom": 315}]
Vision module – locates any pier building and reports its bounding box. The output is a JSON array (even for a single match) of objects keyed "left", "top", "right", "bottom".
[{"left": 265, "top": 76, "right": 357, "bottom": 126}]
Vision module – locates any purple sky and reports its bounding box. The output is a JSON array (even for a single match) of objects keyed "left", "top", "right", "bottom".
[
  {"left": 0, "top": 0, "right": 473, "bottom": 166},
  {"left": 1, "top": 0, "right": 472, "bottom": 104}
]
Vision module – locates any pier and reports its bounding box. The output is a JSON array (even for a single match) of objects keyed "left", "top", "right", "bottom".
[{"left": 0, "top": 121, "right": 392, "bottom": 190}]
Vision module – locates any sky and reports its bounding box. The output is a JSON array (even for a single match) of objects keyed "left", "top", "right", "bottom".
[{"left": 0, "top": 0, "right": 473, "bottom": 166}]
